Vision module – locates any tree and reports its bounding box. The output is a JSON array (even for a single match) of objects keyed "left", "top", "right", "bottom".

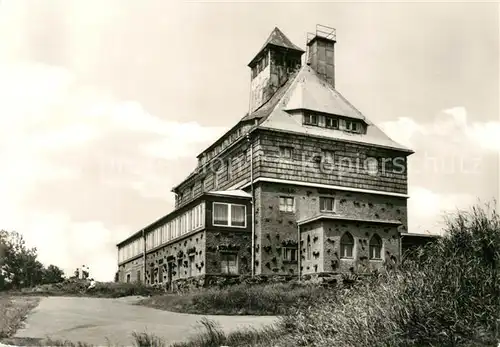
[
  {"left": 43, "top": 265, "right": 65, "bottom": 284},
  {"left": 0, "top": 230, "right": 53, "bottom": 290}
]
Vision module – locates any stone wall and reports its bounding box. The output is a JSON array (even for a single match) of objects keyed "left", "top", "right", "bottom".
[
  {"left": 144, "top": 230, "right": 207, "bottom": 285},
  {"left": 322, "top": 220, "right": 399, "bottom": 275},
  {"left": 118, "top": 256, "right": 143, "bottom": 283},
  {"left": 255, "top": 181, "right": 407, "bottom": 276},
  {"left": 204, "top": 229, "right": 252, "bottom": 276},
  {"left": 300, "top": 221, "right": 324, "bottom": 274}
]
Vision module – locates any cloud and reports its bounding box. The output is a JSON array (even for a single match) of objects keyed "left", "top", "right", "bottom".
[
  {"left": 380, "top": 106, "right": 499, "bottom": 234},
  {"left": 0, "top": 61, "right": 223, "bottom": 280},
  {"left": 408, "top": 186, "right": 478, "bottom": 235}
]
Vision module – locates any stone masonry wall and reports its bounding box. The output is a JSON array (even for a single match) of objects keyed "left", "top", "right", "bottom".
[
  {"left": 118, "top": 257, "right": 143, "bottom": 283},
  {"left": 300, "top": 221, "right": 324, "bottom": 274},
  {"left": 204, "top": 229, "right": 252, "bottom": 276},
  {"left": 144, "top": 230, "right": 207, "bottom": 285},
  {"left": 324, "top": 220, "right": 399, "bottom": 275},
  {"left": 255, "top": 181, "right": 407, "bottom": 275}
]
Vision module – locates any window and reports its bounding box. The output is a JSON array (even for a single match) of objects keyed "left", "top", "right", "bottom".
[
  {"left": 304, "top": 113, "right": 318, "bottom": 125},
  {"left": 136, "top": 271, "right": 141, "bottom": 283},
  {"left": 126, "top": 274, "right": 130, "bottom": 283},
  {"left": 345, "top": 120, "right": 359, "bottom": 132},
  {"left": 320, "top": 197, "right": 335, "bottom": 212},
  {"left": 191, "top": 186, "right": 195, "bottom": 199},
  {"left": 340, "top": 232, "right": 354, "bottom": 258},
  {"left": 189, "top": 255, "right": 195, "bottom": 277},
  {"left": 369, "top": 234, "right": 382, "bottom": 260},
  {"left": 221, "top": 253, "right": 238, "bottom": 274},
  {"left": 279, "top": 146, "right": 293, "bottom": 159},
  {"left": 307, "top": 235, "right": 312, "bottom": 260},
  {"left": 283, "top": 247, "right": 297, "bottom": 262},
  {"left": 231, "top": 204, "right": 246, "bottom": 226},
  {"left": 213, "top": 202, "right": 246, "bottom": 227},
  {"left": 325, "top": 116, "right": 339, "bottom": 129},
  {"left": 279, "top": 197, "right": 294, "bottom": 212},
  {"left": 177, "top": 259, "right": 183, "bottom": 277},
  {"left": 158, "top": 266, "right": 163, "bottom": 283},
  {"left": 200, "top": 179, "right": 205, "bottom": 192}
]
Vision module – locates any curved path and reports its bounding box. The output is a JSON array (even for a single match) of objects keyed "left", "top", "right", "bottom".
[{"left": 13, "top": 296, "right": 278, "bottom": 346}]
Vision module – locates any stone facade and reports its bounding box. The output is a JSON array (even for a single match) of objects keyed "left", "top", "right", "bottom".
[{"left": 116, "top": 26, "right": 414, "bottom": 288}]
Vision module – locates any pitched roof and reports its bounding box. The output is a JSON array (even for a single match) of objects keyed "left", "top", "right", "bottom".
[
  {"left": 248, "top": 27, "right": 304, "bottom": 67},
  {"left": 254, "top": 65, "right": 413, "bottom": 153}
]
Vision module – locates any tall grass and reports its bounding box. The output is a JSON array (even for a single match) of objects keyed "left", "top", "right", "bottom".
[{"left": 270, "top": 203, "right": 500, "bottom": 347}]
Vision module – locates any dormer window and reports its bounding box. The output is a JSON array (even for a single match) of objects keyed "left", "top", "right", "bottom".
[
  {"left": 325, "top": 116, "right": 339, "bottom": 129},
  {"left": 345, "top": 120, "right": 359, "bottom": 133},
  {"left": 304, "top": 114, "right": 318, "bottom": 125}
]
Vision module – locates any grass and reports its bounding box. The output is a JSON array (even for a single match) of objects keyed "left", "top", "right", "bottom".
[
  {"left": 11, "top": 280, "right": 165, "bottom": 299},
  {"left": 138, "top": 282, "right": 329, "bottom": 315},
  {"left": 0, "top": 295, "right": 40, "bottom": 339},
  {"left": 1, "top": 333, "right": 166, "bottom": 347}
]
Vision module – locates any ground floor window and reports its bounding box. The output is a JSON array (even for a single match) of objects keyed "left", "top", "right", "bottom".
[
  {"left": 220, "top": 253, "right": 238, "bottom": 275},
  {"left": 369, "top": 234, "right": 382, "bottom": 260},
  {"left": 340, "top": 232, "right": 354, "bottom": 258},
  {"left": 188, "top": 255, "right": 196, "bottom": 277},
  {"left": 136, "top": 270, "right": 141, "bottom": 283},
  {"left": 283, "top": 247, "right": 297, "bottom": 262},
  {"left": 126, "top": 274, "right": 130, "bottom": 283}
]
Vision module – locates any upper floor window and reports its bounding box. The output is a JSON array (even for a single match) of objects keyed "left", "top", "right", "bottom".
[
  {"left": 304, "top": 113, "right": 318, "bottom": 125},
  {"left": 345, "top": 120, "right": 360, "bottom": 133},
  {"left": 340, "top": 232, "right": 354, "bottom": 259},
  {"left": 213, "top": 202, "right": 246, "bottom": 227},
  {"left": 325, "top": 116, "right": 339, "bottom": 129},
  {"left": 279, "top": 196, "right": 294, "bottom": 212},
  {"left": 320, "top": 197, "right": 335, "bottom": 212},
  {"left": 279, "top": 146, "right": 293, "bottom": 159}
]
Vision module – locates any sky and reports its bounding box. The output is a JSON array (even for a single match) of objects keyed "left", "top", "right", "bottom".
[{"left": 0, "top": 1, "right": 498, "bottom": 281}]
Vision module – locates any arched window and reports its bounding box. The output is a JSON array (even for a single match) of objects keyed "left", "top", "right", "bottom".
[
  {"left": 340, "top": 232, "right": 354, "bottom": 258},
  {"left": 369, "top": 234, "right": 382, "bottom": 260},
  {"left": 307, "top": 235, "right": 312, "bottom": 260}
]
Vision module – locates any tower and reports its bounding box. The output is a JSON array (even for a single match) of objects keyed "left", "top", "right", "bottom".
[{"left": 248, "top": 27, "right": 304, "bottom": 113}]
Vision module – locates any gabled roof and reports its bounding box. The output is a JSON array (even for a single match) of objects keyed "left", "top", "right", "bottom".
[
  {"left": 254, "top": 65, "right": 413, "bottom": 153},
  {"left": 248, "top": 27, "right": 305, "bottom": 67}
]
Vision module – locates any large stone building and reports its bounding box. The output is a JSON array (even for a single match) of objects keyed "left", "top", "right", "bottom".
[{"left": 116, "top": 25, "right": 414, "bottom": 288}]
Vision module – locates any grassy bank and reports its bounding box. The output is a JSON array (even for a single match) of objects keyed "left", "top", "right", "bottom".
[
  {"left": 137, "top": 282, "right": 329, "bottom": 315},
  {"left": 0, "top": 295, "right": 40, "bottom": 339},
  {"left": 10, "top": 280, "right": 165, "bottom": 299}
]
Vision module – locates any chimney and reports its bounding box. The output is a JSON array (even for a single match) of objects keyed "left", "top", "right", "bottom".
[{"left": 306, "top": 24, "right": 336, "bottom": 88}]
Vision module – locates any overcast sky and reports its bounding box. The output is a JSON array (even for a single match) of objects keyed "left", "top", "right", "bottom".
[{"left": 0, "top": 1, "right": 498, "bottom": 281}]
